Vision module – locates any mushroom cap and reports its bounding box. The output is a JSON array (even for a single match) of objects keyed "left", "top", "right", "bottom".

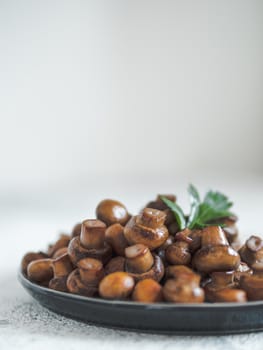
[
  {"left": 96, "top": 199, "right": 130, "bottom": 226},
  {"left": 193, "top": 245, "right": 240, "bottom": 273}
]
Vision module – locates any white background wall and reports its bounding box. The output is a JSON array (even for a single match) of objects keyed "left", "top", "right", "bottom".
[{"left": 0, "top": 0, "right": 262, "bottom": 200}]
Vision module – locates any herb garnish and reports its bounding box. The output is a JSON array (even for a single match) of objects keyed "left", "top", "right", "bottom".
[{"left": 161, "top": 185, "right": 234, "bottom": 230}]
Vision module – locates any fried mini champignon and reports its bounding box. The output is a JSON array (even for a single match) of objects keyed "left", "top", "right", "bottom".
[
  {"left": 77, "top": 258, "right": 104, "bottom": 285},
  {"left": 71, "top": 223, "right": 82, "bottom": 237},
  {"left": 52, "top": 247, "right": 68, "bottom": 259},
  {"left": 204, "top": 271, "right": 236, "bottom": 302},
  {"left": 49, "top": 253, "right": 73, "bottom": 292},
  {"left": 105, "top": 223, "right": 128, "bottom": 256},
  {"left": 66, "top": 258, "right": 104, "bottom": 297},
  {"left": 124, "top": 208, "right": 169, "bottom": 250},
  {"left": 21, "top": 252, "right": 48, "bottom": 274},
  {"left": 99, "top": 272, "right": 135, "bottom": 300},
  {"left": 125, "top": 244, "right": 164, "bottom": 282},
  {"left": 105, "top": 256, "right": 125, "bottom": 275},
  {"left": 47, "top": 234, "right": 71, "bottom": 257},
  {"left": 165, "top": 241, "right": 191, "bottom": 266},
  {"left": 207, "top": 215, "right": 239, "bottom": 244},
  {"left": 165, "top": 265, "right": 201, "bottom": 283},
  {"left": 165, "top": 229, "right": 192, "bottom": 266},
  {"left": 239, "top": 235, "right": 263, "bottom": 272},
  {"left": 96, "top": 199, "right": 130, "bottom": 226},
  {"left": 27, "top": 258, "right": 53, "bottom": 283},
  {"left": 145, "top": 194, "right": 177, "bottom": 226},
  {"left": 132, "top": 279, "right": 163, "bottom": 303},
  {"left": 156, "top": 235, "right": 174, "bottom": 263},
  {"left": 234, "top": 262, "right": 252, "bottom": 283},
  {"left": 68, "top": 219, "right": 112, "bottom": 265},
  {"left": 192, "top": 226, "right": 240, "bottom": 273},
  {"left": 163, "top": 267, "right": 204, "bottom": 303},
  {"left": 239, "top": 274, "right": 263, "bottom": 301},
  {"left": 206, "top": 288, "right": 247, "bottom": 303}
]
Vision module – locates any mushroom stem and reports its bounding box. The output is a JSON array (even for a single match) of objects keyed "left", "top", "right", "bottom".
[
  {"left": 201, "top": 226, "right": 229, "bottom": 246},
  {"left": 77, "top": 258, "right": 104, "bottom": 285},
  {"left": 125, "top": 244, "right": 154, "bottom": 274},
  {"left": 80, "top": 219, "right": 106, "bottom": 249}
]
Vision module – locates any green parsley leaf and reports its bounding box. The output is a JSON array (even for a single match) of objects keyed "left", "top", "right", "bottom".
[
  {"left": 161, "top": 196, "right": 186, "bottom": 230},
  {"left": 187, "top": 184, "right": 201, "bottom": 229}
]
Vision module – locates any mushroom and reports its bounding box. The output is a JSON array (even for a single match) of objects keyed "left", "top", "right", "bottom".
[
  {"left": 49, "top": 253, "right": 73, "bottom": 292},
  {"left": 67, "top": 257, "right": 104, "bottom": 296},
  {"left": 21, "top": 251, "right": 48, "bottom": 275},
  {"left": 52, "top": 247, "right": 68, "bottom": 259},
  {"left": 124, "top": 244, "right": 164, "bottom": 282},
  {"left": 207, "top": 215, "right": 239, "bottom": 244},
  {"left": 234, "top": 262, "right": 252, "bottom": 283},
  {"left": 206, "top": 288, "right": 247, "bottom": 303},
  {"left": 165, "top": 229, "right": 192, "bottom": 266},
  {"left": 27, "top": 258, "right": 53, "bottom": 283},
  {"left": 239, "top": 274, "right": 263, "bottom": 301},
  {"left": 124, "top": 208, "right": 169, "bottom": 250},
  {"left": 105, "top": 256, "right": 125, "bottom": 275},
  {"left": 96, "top": 199, "right": 130, "bottom": 226},
  {"left": 71, "top": 222, "right": 82, "bottom": 237},
  {"left": 145, "top": 194, "right": 176, "bottom": 226},
  {"left": 99, "top": 272, "right": 135, "bottom": 300},
  {"left": 105, "top": 223, "right": 129, "bottom": 256},
  {"left": 156, "top": 235, "right": 174, "bottom": 263},
  {"left": 132, "top": 279, "right": 163, "bottom": 303},
  {"left": 163, "top": 268, "right": 204, "bottom": 303},
  {"left": 239, "top": 235, "right": 263, "bottom": 272},
  {"left": 68, "top": 219, "right": 112, "bottom": 265},
  {"left": 47, "top": 234, "right": 71, "bottom": 257},
  {"left": 165, "top": 265, "right": 200, "bottom": 282},
  {"left": 192, "top": 226, "right": 240, "bottom": 273}
]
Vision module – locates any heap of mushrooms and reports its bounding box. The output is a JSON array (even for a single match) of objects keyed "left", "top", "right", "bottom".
[{"left": 22, "top": 197, "right": 263, "bottom": 303}]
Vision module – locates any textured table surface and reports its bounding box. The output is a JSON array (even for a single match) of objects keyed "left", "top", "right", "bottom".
[{"left": 1, "top": 178, "right": 263, "bottom": 350}]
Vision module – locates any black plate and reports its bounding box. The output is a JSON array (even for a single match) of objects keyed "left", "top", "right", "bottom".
[{"left": 18, "top": 271, "right": 263, "bottom": 335}]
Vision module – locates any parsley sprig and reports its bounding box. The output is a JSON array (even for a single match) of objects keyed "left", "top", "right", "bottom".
[{"left": 161, "top": 185, "right": 234, "bottom": 230}]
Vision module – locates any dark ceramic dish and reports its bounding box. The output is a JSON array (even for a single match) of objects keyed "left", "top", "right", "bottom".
[{"left": 18, "top": 271, "right": 263, "bottom": 335}]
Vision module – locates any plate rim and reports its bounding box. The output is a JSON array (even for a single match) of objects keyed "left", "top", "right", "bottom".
[{"left": 18, "top": 270, "right": 263, "bottom": 310}]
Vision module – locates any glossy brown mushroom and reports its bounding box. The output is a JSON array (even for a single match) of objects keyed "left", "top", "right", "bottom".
[
  {"left": 77, "top": 258, "right": 104, "bottom": 286},
  {"left": 66, "top": 269, "right": 98, "bottom": 297},
  {"left": 163, "top": 273, "right": 204, "bottom": 303},
  {"left": 52, "top": 247, "right": 68, "bottom": 259},
  {"left": 68, "top": 219, "right": 112, "bottom": 265},
  {"left": 99, "top": 272, "right": 135, "bottom": 300},
  {"left": 125, "top": 244, "right": 164, "bottom": 282},
  {"left": 125, "top": 244, "right": 154, "bottom": 274},
  {"left": 66, "top": 257, "right": 104, "bottom": 296},
  {"left": 96, "top": 199, "right": 130, "bottom": 226},
  {"left": 49, "top": 253, "right": 73, "bottom": 292},
  {"left": 204, "top": 271, "right": 235, "bottom": 301},
  {"left": 239, "top": 274, "right": 263, "bottom": 301},
  {"left": 165, "top": 265, "right": 200, "bottom": 282},
  {"left": 156, "top": 235, "right": 174, "bottom": 263},
  {"left": 145, "top": 194, "right": 176, "bottom": 226},
  {"left": 239, "top": 235, "right": 263, "bottom": 271},
  {"left": 206, "top": 288, "right": 247, "bottom": 303},
  {"left": 207, "top": 215, "right": 239, "bottom": 244},
  {"left": 21, "top": 252, "right": 48, "bottom": 274},
  {"left": 234, "top": 262, "right": 252, "bottom": 283},
  {"left": 192, "top": 226, "right": 240, "bottom": 273},
  {"left": 71, "top": 222, "right": 82, "bottom": 237},
  {"left": 124, "top": 208, "right": 169, "bottom": 250},
  {"left": 27, "top": 258, "right": 53, "bottom": 283},
  {"left": 132, "top": 279, "right": 163, "bottom": 303},
  {"left": 47, "top": 234, "right": 71, "bottom": 257},
  {"left": 105, "top": 223, "right": 128, "bottom": 256},
  {"left": 165, "top": 242, "right": 191, "bottom": 266},
  {"left": 105, "top": 256, "right": 125, "bottom": 275}
]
